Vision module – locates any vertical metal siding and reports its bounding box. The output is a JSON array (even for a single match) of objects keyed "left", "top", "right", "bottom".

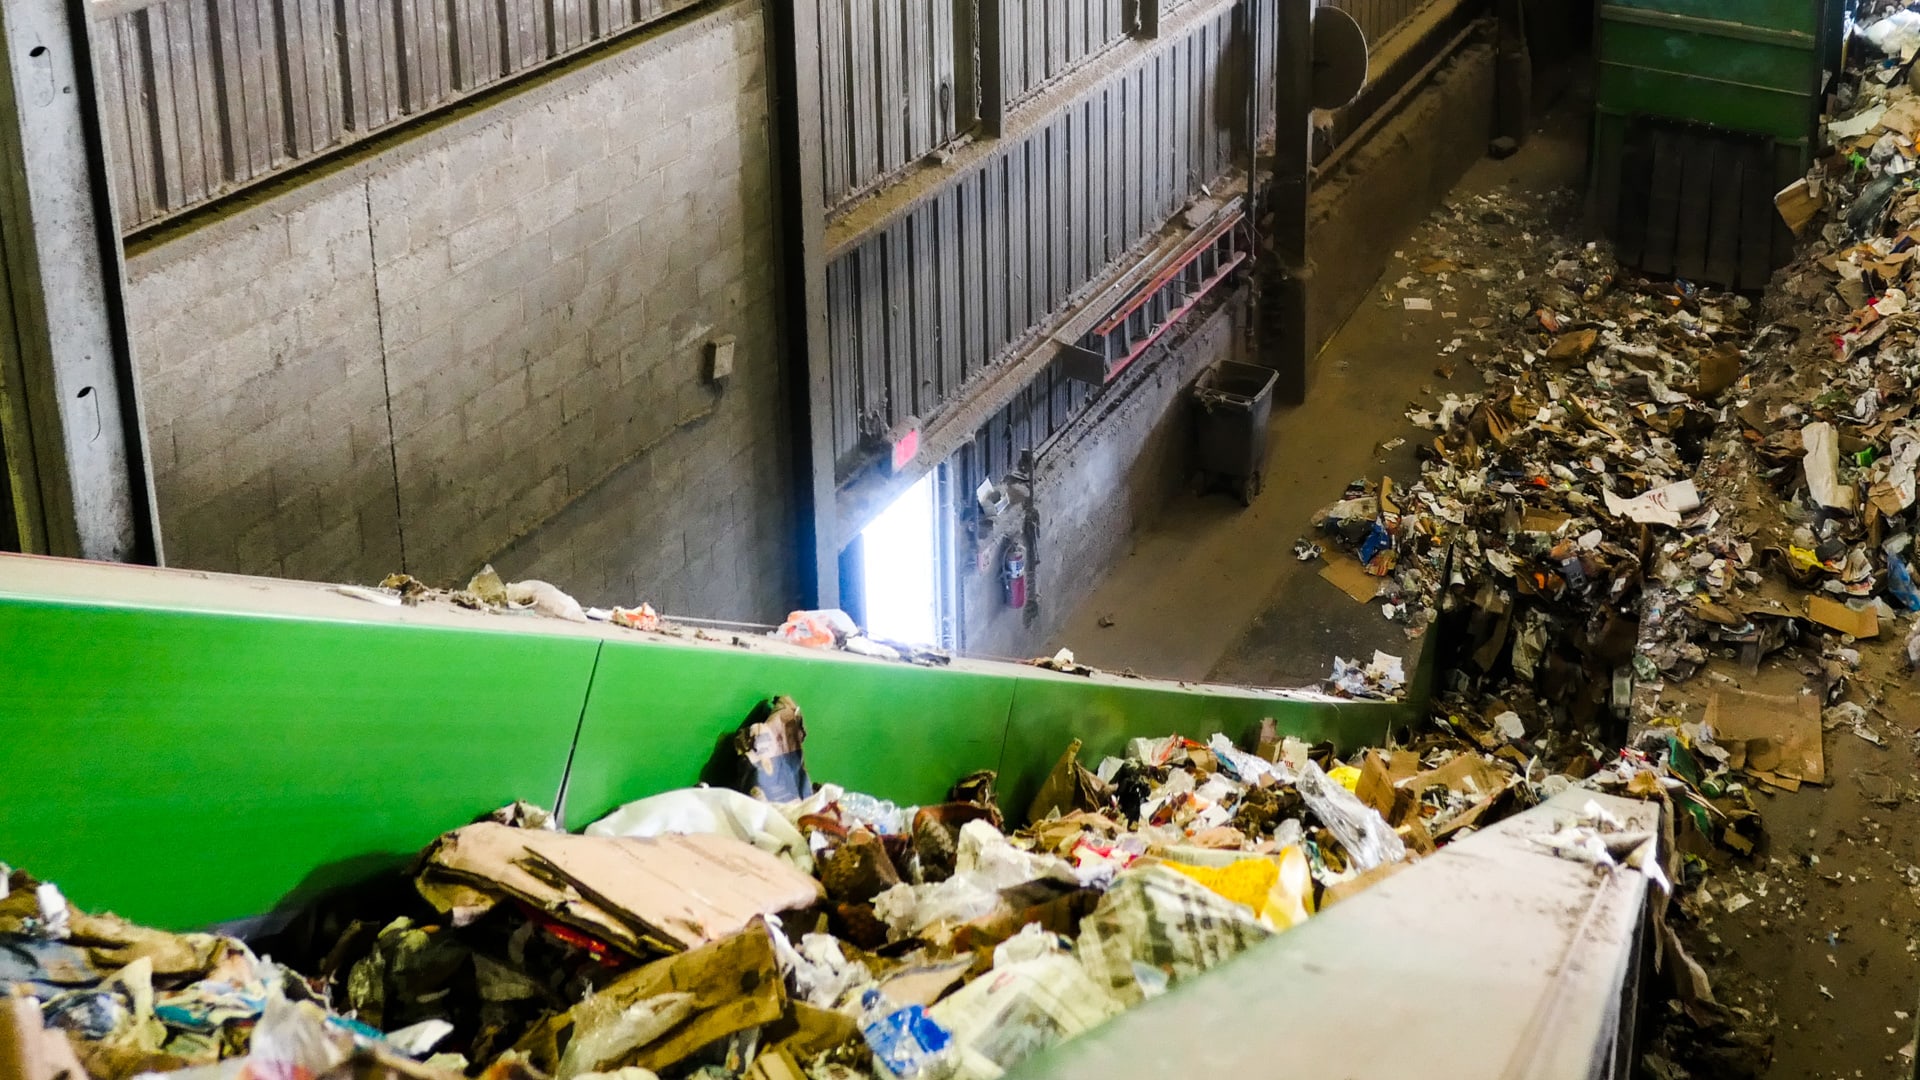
[
  {"left": 1002, "top": 0, "right": 1128, "bottom": 105},
  {"left": 825, "top": 1, "right": 1258, "bottom": 476},
  {"left": 93, "top": 0, "right": 706, "bottom": 231},
  {"left": 1326, "top": 0, "right": 1425, "bottom": 46},
  {"left": 819, "top": 0, "right": 961, "bottom": 207}
]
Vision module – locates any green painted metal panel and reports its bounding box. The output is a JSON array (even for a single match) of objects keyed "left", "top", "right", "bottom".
[
  {"left": 1603, "top": 0, "right": 1816, "bottom": 36},
  {"left": 561, "top": 639, "right": 1019, "bottom": 823},
  {"left": 1596, "top": 65, "right": 1815, "bottom": 143},
  {"left": 1594, "top": 0, "right": 1825, "bottom": 148},
  {"left": 1599, "top": 20, "right": 1819, "bottom": 95},
  {"left": 0, "top": 597, "right": 597, "bottom": 930},
  {"left": 0, "top": 554, "right": 1420, "bottom": 930}
]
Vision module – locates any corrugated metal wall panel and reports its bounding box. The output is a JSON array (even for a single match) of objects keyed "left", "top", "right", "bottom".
[
  {"left": 93, "top": 0, "right": 708, "bottom": 231},
  {"left": 825, "top": 2, "right": 1256, "bottom": 477},
  {"left": 1003, "top": 0, "right": 1128, "bottom": 105},
  {"left": 818, "top": 0, "right": 962, "bottom": 207},
  {"left": 1325, "top": 0, "right": 1425, "bottom": 45}
]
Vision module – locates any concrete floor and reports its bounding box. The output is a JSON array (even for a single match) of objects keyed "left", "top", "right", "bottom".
[{"left": 1051, "top": 101, "right": 1590, "bottom": 688}]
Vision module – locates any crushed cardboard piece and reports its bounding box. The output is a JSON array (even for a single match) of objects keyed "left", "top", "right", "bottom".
[
  {"left": 745, "top": 1048, "right": 806, "bottom": 1080},
  {"left": 418, "top": 823, "right": 823, "bottom": 956},
  {"left": 1519, "top": 507, "right": 1572, "bottom": 534},
  {"left": 877, "top": 958, "right": 973, "bottom": 1008},
  {"left": 1805, "top": 595, "right": 1880, "bottom": 639},
  {"left": 1404, "top": 754, "right": 1508, "bottom": 799},
  {"left": 1319, "top": 557, "right": 1382, "bottom": 603},
  {"left": 1774, "top": 178, "right": 1826, "bottom": 237},
  {"left": 1545, "top": 328, "right": 1599, "bottom": 361},
  {"left": 1320, "top": 860, "right": 1413, "bottom": 907},
  {"left": 1, "top": 997, "right": 90, "bottom": 1080},
  {"left": 1706, "top": 688, "right": 1826, "bottom": 786},
  {"left": 1695, "top": 344, "right": 1742, "bottom": 398},
  {"left": 1027, "top": 740, "right": 1112, "bottom": 823},
  {"left": 1353, "top": 751, "right": 1396, "bottom": 817},
  {"left": 519, "top": 923, "right": 786, "bottom": 1075},
  {"left": 762, "top": 1002, "right": 859, "bottom": 1061}
]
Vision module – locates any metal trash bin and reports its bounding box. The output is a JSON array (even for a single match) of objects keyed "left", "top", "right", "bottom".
[{"left": 1192, "top": 360, "right": 1277, "bottom": 507}]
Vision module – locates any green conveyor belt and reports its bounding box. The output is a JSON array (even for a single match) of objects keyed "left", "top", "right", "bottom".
[{"left": 0, "top": 553, "right": 1423, "bottom": 930}]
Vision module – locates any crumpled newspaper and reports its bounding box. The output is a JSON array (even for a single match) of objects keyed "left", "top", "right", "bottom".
[{"left": 1073, "top": 864, "right": 1271, "bottom": 1006}]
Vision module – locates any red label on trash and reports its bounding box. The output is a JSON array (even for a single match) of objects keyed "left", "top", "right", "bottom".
[{"left": 891, "top": 428, "right": 920, "bottom": 473}]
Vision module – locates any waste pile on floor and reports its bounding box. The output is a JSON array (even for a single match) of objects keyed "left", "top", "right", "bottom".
[
  {"left": 339, "top": 567, "right": 951, "bottom": 669},
  {"left": 3, "top": 690, "right": 1682, "bottom": 1080},
  {"left": 1292, "top": 9, "right": 1920, "bottom": 1073}
]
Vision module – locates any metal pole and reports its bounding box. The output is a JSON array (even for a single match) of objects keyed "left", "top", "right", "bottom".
[
  {"left": 766, "top": 0, "right": 840, "bottom": 607},
  {"left": 1267, "top": 0, "right": 1312, "bottom": 405},
  {"left": 0, "top": 0, "right": 158, "bottom": 562}
]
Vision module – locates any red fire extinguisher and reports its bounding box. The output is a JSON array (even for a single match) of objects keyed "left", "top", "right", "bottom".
[{"left": 1003, "top": 541, "right": 1028, "bottom": 609}]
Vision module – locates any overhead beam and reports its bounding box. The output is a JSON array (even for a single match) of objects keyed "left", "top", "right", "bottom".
[{"left": 0, "top": 0, "right": 158, "bottom": 562}]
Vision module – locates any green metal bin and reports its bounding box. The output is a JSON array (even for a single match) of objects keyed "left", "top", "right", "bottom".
[{"left": 1591, "top": 0, "right": 1852, "bottom": 288}]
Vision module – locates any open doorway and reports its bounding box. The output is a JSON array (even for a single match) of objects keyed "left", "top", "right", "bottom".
[{"left": 849, "top": 466, "right": 957, "bottom": 648}]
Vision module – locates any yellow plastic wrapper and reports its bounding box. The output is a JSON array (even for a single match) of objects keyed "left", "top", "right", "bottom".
[
  {"left": 1162, "top": 847, "right": 1315, "bottom": 932},
  {"left": 1787, "top": 546, "right": 1825, "bottom": 574},
  {"left": 1327, "top": 764, "right": 1363, "bottom": 792},
  {"left": 1162, "top": 858, "right": 1277, "bottom": 914}
]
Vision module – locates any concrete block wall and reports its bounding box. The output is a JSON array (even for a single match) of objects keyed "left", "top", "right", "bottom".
[
  {"left": 961, "top": 293, "right": 1246, "bottom": 660},
  {"left": 124, "top": 0, "right": 797, "bottom": 620}
]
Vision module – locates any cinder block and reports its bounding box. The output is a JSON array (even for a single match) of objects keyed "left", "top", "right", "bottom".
[
  {"left": 527, "top": 254, "right": 590, "bottom": 317},
  {"left": 449, "top": 208, "right": 523, "bottom": 271},
  {"left": 549, "top": 203, "right": 611, "bottom": 258}
]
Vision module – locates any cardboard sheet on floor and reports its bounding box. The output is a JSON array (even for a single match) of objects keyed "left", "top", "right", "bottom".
[
  {"left": 1319, "top": 557, "right": 1382, "bottom": 603},
  {"left": 1705, "top": 688, "right": 1825, "bottom": 785},
  {"left": 417, "top": 823, "right": 824, "bottom": 956},
  {"left": 1804, "top": 595, "right": 1879, "bottom": 639}
]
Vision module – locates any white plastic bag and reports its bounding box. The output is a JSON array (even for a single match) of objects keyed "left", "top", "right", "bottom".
[
  {"left": 584, "top": 788, "right": 813, "bottom": 874},
  {"left": 1294, "top": 759, "right": 1406, "bottom": 871}
]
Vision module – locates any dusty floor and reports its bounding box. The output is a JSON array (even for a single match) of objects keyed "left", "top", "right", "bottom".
[
  {"left": 1654, "top": 656, "right": 1920, "bottom": 1080},
  {"left": 1053, "top": 94, "right": 1920, "bottom": 1080},
  {"left": 1052, "top": 100, "right": 1590, "bottom": 685}
]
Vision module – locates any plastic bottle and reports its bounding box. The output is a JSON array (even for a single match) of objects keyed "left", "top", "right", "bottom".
[{"left": 858, "top": 989, "right": 953, "bottom": 1079}]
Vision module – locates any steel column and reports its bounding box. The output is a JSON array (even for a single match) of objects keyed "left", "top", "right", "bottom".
[
  {"left": 0, "top": 0, "right": 157, "bottom": 562},
  {"left": 1266, "top": 0, "right": 1313, "bottom": 405},
  {"left": 768, "top": 0, "right": 840, "bottom": 607},
  {"left": 979, "top": 0, "right": 1005, "bottom": 135}
]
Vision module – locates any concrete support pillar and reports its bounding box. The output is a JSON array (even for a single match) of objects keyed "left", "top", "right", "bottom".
[
  {"left": 0, "top": 0, "right": 157, "bottom": 562},
  {"left": 768, "top": 0, "right": 839, "bottom": 607},
  {"left": 1265, "top": 0, "right": 1313, "bottom": 406}
]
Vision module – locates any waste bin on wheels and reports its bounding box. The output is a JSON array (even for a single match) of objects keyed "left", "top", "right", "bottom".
[{"left": 1192, "top": 360, "right": 1277, "bottom": 507}]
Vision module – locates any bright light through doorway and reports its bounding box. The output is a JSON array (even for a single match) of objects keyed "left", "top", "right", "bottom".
[{"left": 860, "top": 470, "right": 938, "bottom": 645}]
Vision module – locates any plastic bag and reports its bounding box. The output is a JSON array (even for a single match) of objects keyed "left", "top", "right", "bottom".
[
  {"left": 555, "top": 992, "right": 696, "bottom": 1080},
  {"left": 872, "top": 875, "right": 1003, "bottom": 942},
  {"left": 1294, "top": 760, "right": 1406, "bottom": 871},
  {"left": 504, "top": 579, "right": 588, "bottom": 623},
  {"left": 955, "top": 821, "right": 1076, "bottom": 890},
  {"left": 1206, "top": 733, "right": 1287, "bottom": 784},
  {"left": 584, "top": 788, "right": 813, "bottom": 874},
  {"left": 765, "top": 914, "right": 871, "bottom": 1009},
  {"left": 773, "top": 609, "right": 857, "bottom": 648},
  {"left": 610, "top": 603, "right": 660, "bottom": 631}
]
